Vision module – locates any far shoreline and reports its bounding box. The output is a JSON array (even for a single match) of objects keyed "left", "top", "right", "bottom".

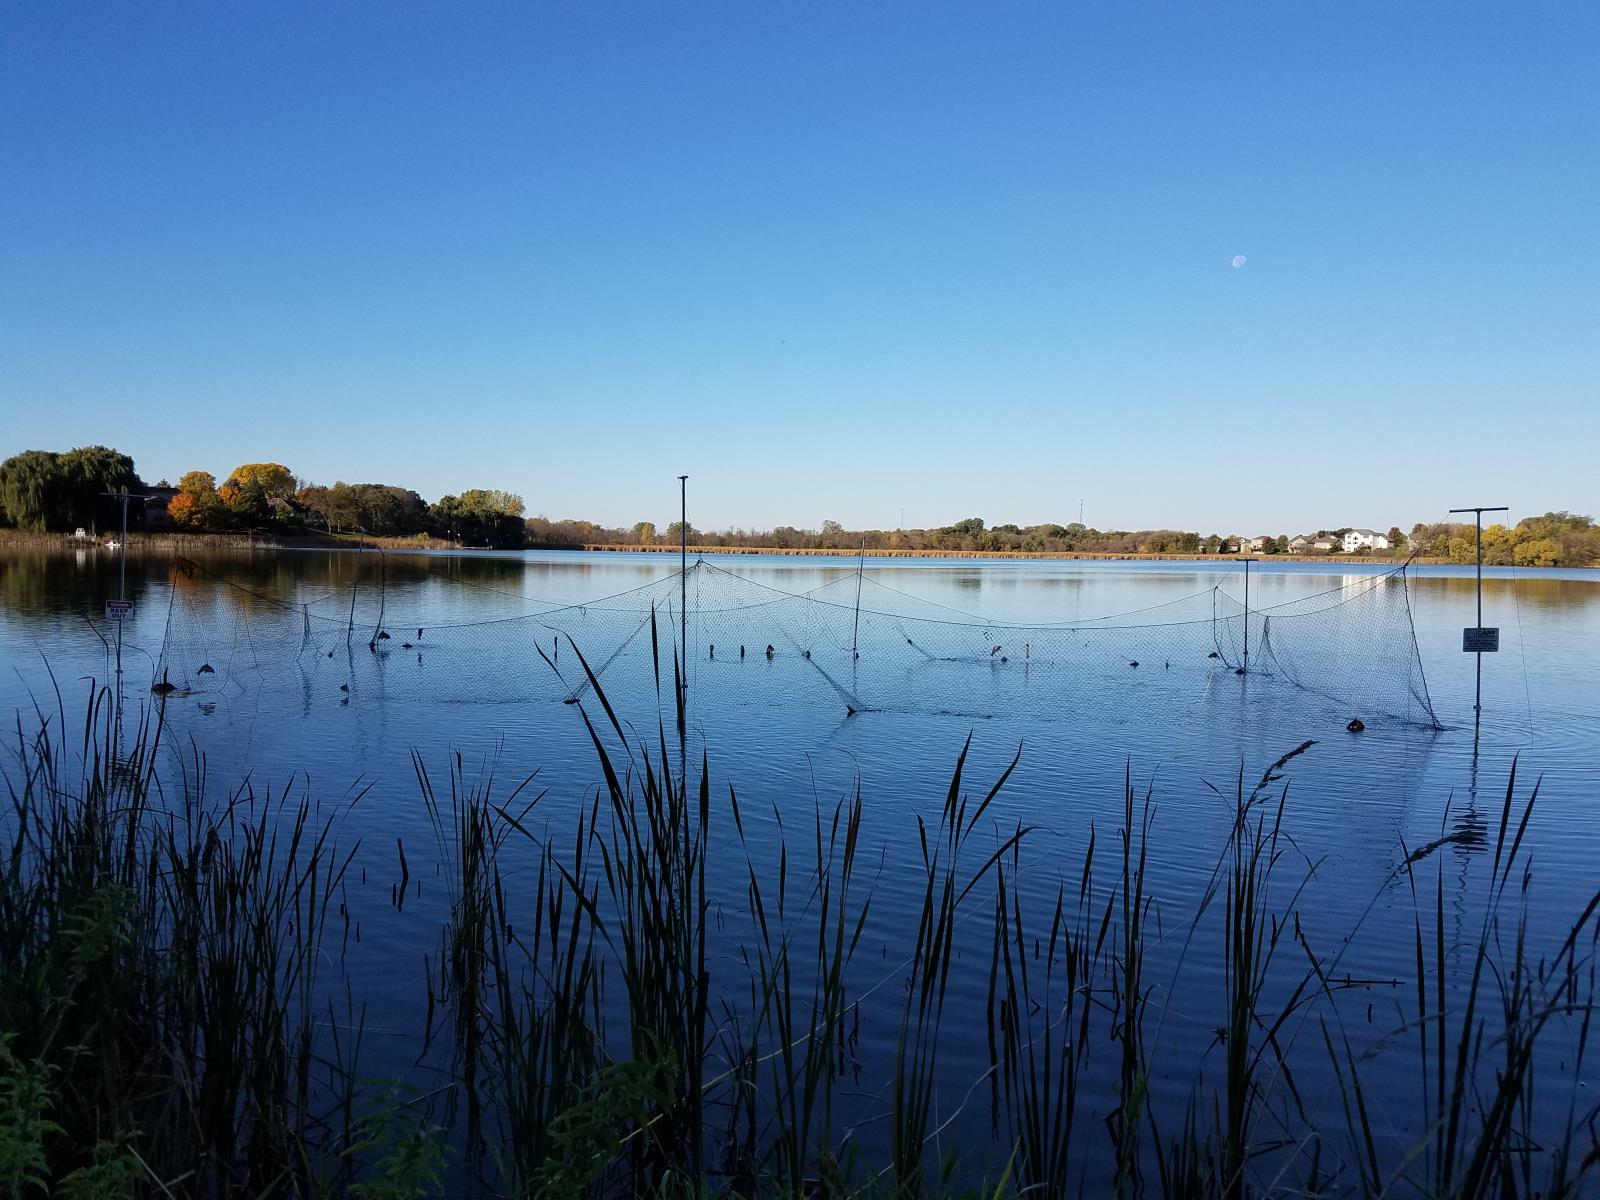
[
  {"left": 2, "top": 528, "right": 1594, "bottom": 572},
  {"left": 0, "top": 527, "right": 1457, "bottom": 566},
  {"left": 579, "top": 542, "right": 1438, "bottom": 566}
]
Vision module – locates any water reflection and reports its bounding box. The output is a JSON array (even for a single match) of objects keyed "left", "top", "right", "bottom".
[{"left": 2, "top": 547, "right": 1597, "bottom": 1189}]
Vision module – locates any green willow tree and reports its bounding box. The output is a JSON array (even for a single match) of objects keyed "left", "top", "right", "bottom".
[
  {"left": 0, "top": 450, "right": 62, "bottom": 531},
  {"left": 0, "top": 446, "right": 141, "bottom": 532},
  {"left": 433, "top": 491, "right": 525, "bottom": 548}
]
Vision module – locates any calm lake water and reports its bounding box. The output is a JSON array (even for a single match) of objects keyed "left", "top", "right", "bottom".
[{"left": 3, "top": 546, "right": 1597, "bottom": 1188}]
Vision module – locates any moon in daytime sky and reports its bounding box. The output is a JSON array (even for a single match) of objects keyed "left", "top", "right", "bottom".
[{"left": 1231, "top": 254, "right": 1247, "bottom": 269}]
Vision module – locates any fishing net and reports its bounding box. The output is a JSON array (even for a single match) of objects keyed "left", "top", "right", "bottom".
[{"left": 151, "top": 553, "right": 1443, "bottom": 737}]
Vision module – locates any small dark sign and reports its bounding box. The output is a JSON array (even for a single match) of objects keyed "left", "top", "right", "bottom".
[{"left": 1463, "top": 627, "right": 1499, "bottom": 653}]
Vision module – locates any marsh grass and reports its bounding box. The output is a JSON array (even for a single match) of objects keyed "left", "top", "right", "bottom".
[
  {"left": 1322, "top": 761, "right": 1600, "bottom": 1199},
  {"left": 3, "top": 623, "right": 1598, "bottom": 1197},
  {"left": 1, "top": 684, "right": 364, "bottom": 1194}
]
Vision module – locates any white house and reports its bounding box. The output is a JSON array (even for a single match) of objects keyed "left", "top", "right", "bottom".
[
  {"left": 1342, "top": 528, "right": 1391, "bottom": 553},
  {"left": 1246, "top": 535, "right": 1272, "bottom": 552}
]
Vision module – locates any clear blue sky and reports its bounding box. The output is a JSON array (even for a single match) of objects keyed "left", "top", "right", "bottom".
[{"left": 2, "top": 3, "right": 1595, "bottom": 535}]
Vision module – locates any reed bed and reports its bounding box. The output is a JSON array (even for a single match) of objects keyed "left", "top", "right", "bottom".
[{"left": 2, "top": 619, "right": 1597, "bottom": 1197}]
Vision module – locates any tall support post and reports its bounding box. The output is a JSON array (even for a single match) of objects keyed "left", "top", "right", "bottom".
[
  {"left": 115, "top": 490, "right": 129, "bottom": 696},
  {"left": 99, "top": 486, "right": 148, "bottom": 758},
  {"left": 1450, "top": 505, "right": 1508, "bottom": 745},
  {"left": 99, "top": 488, "right": 140, "bottom": 709},
  {"left": 678, "top": 475, "right": 688, "bottom": 695}
]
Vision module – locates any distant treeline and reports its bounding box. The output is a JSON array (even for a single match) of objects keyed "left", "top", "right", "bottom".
[
  {"left": 601, "top": 515, "right": 1600, "bottom": 566},
  {"left": 3, "top": 446, "right": 1597, "bottom": 565},
  {"left": 596, "top": 519, "right": 1415, "bottom": 559},
  {"left": 607, "top": 518, "right": 1338, "bottom": 556},
  {"left": 1407, "top": 514, "right": 1600, "bottom": 567},
  {"left": 0, "top": 448, "right": 529, "bottom": 549}
]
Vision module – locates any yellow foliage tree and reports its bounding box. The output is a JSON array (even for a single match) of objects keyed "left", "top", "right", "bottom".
[
  {"left": 459, "top": 488, "right": 524, "bottom": 518},
  {"left": 220, "top": 463, "right": 294, "bottom": 523},
  {"left": 178, "top": 470, "right": 217, "bottom": 496},
  {"left": 1450, "top": 524, "right": 1519, "bottom": 566},
  {"left": 224, "top": 463, "right": 295, "bottom": 496},
  {"left": 1514, "top": 537, "right": 1564, "bottom": 567},
  {"left": 1482, "top": 524, "right": 1518, "bottom": 565}
]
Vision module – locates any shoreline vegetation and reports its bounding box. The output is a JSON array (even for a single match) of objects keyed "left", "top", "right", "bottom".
[
  {"left": 0, "top": 527, "right": 460, "bottom": 551},
  {"left": 3, "top": 649, "right": 1597, "bottom": 1197},
  {"left": 5, "top": 446, "right": 1600, "bottom": 566}
]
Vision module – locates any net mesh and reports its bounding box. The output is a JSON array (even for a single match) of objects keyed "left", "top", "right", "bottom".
[{"left": 151, "top": 554, "right": 1444, "bottom": 736}]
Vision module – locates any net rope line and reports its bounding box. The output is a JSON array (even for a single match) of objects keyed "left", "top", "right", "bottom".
[
  {"left": 693, "top": 559, "right": 1405, "bottom": 635},
  {"left": 706, "top": 556, "right": 1427, "bottom": 626},
  {"left": 1506, "top": 558, "right": 1536, "bottom": 745},
  {"left": 170, "top": 550, "right": 1424, "bottom": 636},
  {"left": 166, "top": 557, "right": 1403, "bottom": 658},
  {"left": 156, "top": 554, "right": 1444, "bottom": 730},
  {"left": 709, "top": 555, "right": 1425, "bottom": 628},
  {"left": 714, "top": 558, "right": 1441, "bottom": 643},
  {"left": 1401, "top": 565, "right": 1444, "bottom": 733},
  {"left": 849, "top": 572, "right": 1233, "bottom": 627},
  {"left": 161, "top": 563, "right": 1438, "bottom": 726},
  {"left": 175, "top": 552, "right": 864, "bottom": 632}
]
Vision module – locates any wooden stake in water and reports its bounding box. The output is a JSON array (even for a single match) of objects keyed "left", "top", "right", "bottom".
[
  {"left": 1242, "top": 555, "right": 1250, "bottom": 674},
  {"left": 347, "top": 551, "right": 359, "bottom": 644},
  {"left": 851, "top": 540, "right": 865, "bottom": 659}
]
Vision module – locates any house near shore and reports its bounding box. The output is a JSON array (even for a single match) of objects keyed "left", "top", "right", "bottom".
[
  {"left": 1289, "top": 534, "right": 1341, "bottom": 554},
  {"left": 142, "top": 485, "right": 178, "bottom": 530},
  {"left": 1342, "top": 528, "right": 1391, "bottom": 552},
  {"left": 1246, "top": 535, "right": 1274, "bottom": 552}
]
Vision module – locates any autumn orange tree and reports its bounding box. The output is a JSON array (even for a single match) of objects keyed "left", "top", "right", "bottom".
[
  {"left": 166, "top": 493, "right": 200, "bottom": 528},
  {"left": 167, "top": 470, "right": 227, "bottom": 530}
]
